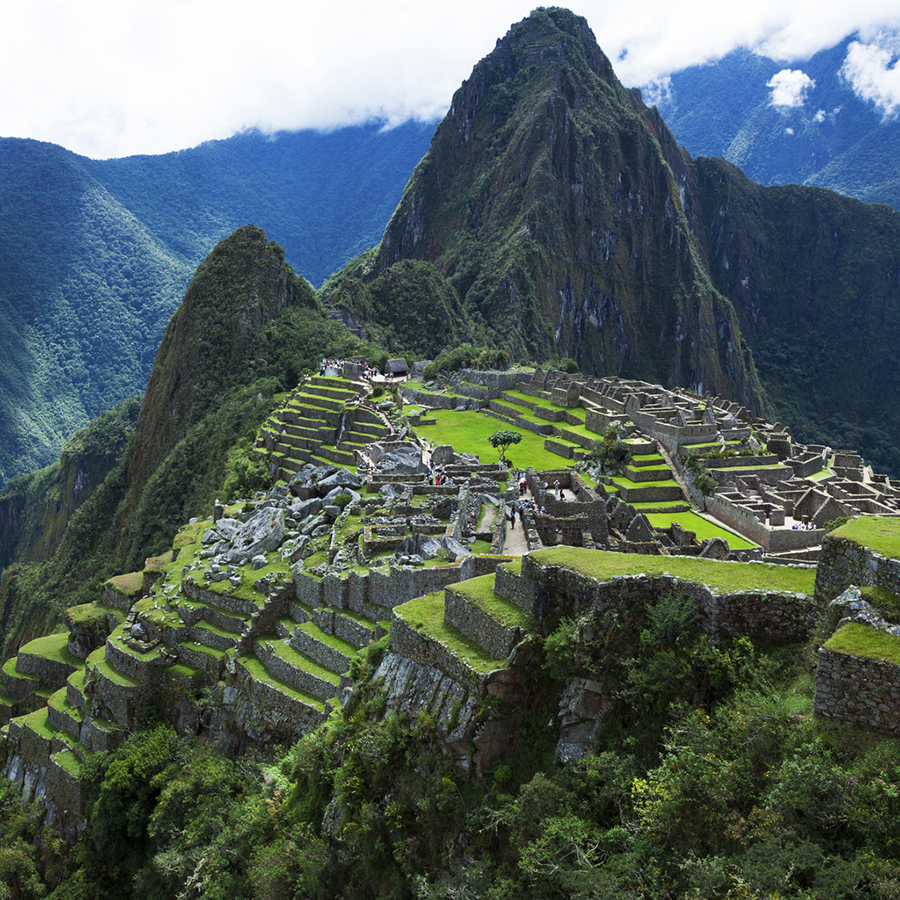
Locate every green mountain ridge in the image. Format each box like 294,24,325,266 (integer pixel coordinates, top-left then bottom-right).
5,10,900,897
324,8,900,475
0,123,434,491
656,39,900,209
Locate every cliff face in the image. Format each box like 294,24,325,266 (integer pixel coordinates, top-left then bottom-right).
371,8,762,408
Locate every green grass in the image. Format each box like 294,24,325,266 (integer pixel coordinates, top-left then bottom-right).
260,638,341,685
24,707,56,741
860,586,900,623
235,654,326,712
393,592,506,675
608,475,681,491
105,570,144,597
470,539,493,554
93,656,143,688
644,511,757,550
296,622,357,659
831,516,900,560
2,657,39,682
529,547,816,595
413,409,577,470
449,575,536,630
824,622,900,665
18,632,80,667
51,749,83,777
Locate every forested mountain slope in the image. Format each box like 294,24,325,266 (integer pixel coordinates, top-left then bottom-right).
326,8,900,475
0,123,433,490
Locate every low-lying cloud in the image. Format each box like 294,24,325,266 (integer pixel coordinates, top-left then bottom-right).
767,69,816,106
842,29,900,117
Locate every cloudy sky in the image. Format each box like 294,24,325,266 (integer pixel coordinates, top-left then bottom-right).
2,0,899,159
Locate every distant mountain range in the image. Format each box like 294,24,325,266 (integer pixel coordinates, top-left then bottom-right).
654,38,900,210
5,23,900,494
0,123,434,488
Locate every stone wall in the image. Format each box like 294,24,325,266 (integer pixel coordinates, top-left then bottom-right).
443,589,521,660
522,556,819,642
815,648,900,734
815,532,900,602
705,494,823,553
458,369,531,391
388,613,492,690
494,566,534,611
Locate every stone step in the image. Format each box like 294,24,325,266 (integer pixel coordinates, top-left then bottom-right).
310,607,378,649
291,393,345,413
47,686,84,741
390,593,510,688
14,633,81,692
191,619,242,652
176,641,229,677
347,421,385,440
254,637,340,701
232,653,329,733
19,707,56,767
104,631,168,683
303,384,360,403
443,575,534,660
629,453,666,468
0,657,41,701
316,446,358,467
66,669,88,713
286,601,315,626
176,598,250,635
289,622,355,676
80,714,127,753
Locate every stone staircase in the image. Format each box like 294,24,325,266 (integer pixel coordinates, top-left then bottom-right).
255,376,392,480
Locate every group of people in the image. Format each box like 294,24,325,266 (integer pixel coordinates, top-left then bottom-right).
506,497,547,528
791,521,818,531
318,357,379,381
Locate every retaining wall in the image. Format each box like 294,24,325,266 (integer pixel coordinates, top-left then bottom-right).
815,647,900,734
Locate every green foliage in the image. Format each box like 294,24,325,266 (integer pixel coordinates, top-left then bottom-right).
543,617,578,682
585,424,631,476
421,344,510,380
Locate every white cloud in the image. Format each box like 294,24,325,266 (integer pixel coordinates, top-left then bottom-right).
1,0,900,158
767,69,815,106
841,29,900,117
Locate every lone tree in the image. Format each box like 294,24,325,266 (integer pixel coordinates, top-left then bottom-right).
489,429,522,464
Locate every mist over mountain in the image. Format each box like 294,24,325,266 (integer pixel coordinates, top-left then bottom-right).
654,38,900,210
0,122,433,489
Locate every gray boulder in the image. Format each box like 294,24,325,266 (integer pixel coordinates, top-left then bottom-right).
396,533,442,560
317,469,362,493
441,536,471,562
224,507,285,565
431,445,455,466
381,444,427,475
290,497,324,520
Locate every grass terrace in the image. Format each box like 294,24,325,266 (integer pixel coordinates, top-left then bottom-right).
393,592,507,675
644,511,757,550
19,633,80,668
449,575,535,631
830,516,900,559
824,622,900,666
235,654,327,713
105,570,144,599
413,409,578,470
529,547,816,595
